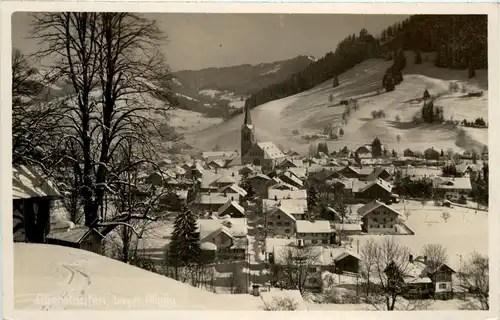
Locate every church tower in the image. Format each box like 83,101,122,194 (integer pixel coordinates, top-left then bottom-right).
241,104,255,158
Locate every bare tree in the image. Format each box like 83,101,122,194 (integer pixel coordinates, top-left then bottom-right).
272,244,322,294
421,244,448,271
458,252,489,310
361,238,429,311
30,12,178,229
263,296,299,311
404,209,411,220
12,48,60,165
440,211,451,223
360,238,378,297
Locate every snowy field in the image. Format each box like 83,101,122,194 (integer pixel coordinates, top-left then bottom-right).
185,52,488,154
348,200,488,272
165,109,222,134
14,244,266,311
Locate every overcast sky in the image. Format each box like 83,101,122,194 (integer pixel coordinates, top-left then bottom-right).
12,13,407,71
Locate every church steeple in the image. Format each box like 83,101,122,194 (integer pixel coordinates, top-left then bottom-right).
244,104,253,126
241,105,255,158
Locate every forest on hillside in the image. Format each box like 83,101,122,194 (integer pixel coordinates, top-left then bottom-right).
243,14,487,112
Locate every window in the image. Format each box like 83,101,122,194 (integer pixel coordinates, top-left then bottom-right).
268,222,274,226
277,215,281,220
312,240,318,244
308,267,317,273
439,283,447,289
285,229,290,234
322,240,328,244
284,222,291,226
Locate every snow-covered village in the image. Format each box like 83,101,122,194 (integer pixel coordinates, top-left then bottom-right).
8,11,491,313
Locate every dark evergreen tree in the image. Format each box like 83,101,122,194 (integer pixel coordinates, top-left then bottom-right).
392,149,397,157
371,137,383,157
307,185,319,212
423,89,430,100
333,76,340,88
168,206,200,272
339,128,344,136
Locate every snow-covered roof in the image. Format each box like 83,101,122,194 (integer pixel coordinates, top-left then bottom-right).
268,206,296,222
333,223,362,232
218,184,248,197
262,199,308,214
296,220,332,233
256,142,286,160
46,226,100,244
267,189,307,200
434,177,472,190
217,200,245,216
197,217,247,240
199,193,240,205
12,165,61,199
357,200,402,217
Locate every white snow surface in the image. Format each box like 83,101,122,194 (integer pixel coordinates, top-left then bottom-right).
14,243,265,310
185,52,488,154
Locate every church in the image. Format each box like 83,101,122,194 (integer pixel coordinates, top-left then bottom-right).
240,105,286,174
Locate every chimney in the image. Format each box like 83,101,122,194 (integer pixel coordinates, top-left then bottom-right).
424,255,428,264
232,172,235,177
409,254,414,263
231,196,234,201
223,191,227,197
252,284,260,297
297,239,304,248
274,195,278,201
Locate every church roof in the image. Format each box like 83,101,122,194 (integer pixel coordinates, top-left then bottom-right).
243,105,253,126
256,142,286,159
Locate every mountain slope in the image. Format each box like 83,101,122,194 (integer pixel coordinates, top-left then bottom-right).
185,52,488,155
171,56,314,117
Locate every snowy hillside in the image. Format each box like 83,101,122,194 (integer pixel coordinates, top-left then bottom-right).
185,52,488,154
14,243,265,310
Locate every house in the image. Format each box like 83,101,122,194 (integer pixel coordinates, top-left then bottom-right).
279,158,304,169
278,171,304,189
218,184,248,198
364,167,392,181
248,173,271,196
433,177,472,201
201,150,239,164
197,217,248,261
13,165,62,243
46,223,104,255
424,148,440,160
428,263,456,300
353,178,393,203
206,159,226,170
266,206,296,237
401,256,434,299
335,166,361,179
358,200,402,234
296,220,334,245
403,148,415,158
262,199,308,220
217,200,246,218
196,193,240,213
266,240,360,291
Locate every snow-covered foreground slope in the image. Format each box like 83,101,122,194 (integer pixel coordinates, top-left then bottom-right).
185,54,488,154
14,244,264,310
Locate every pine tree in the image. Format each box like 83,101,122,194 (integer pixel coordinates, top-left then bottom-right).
371,137,383,157
339,128,344,136
333,76,339,88
307,185,319,212
423,89,430,100
168,206,200,272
